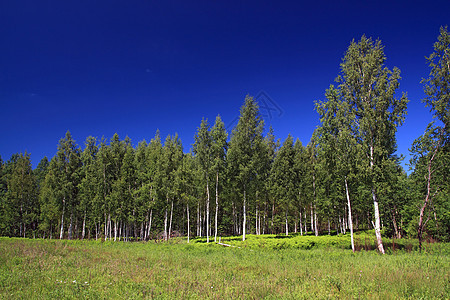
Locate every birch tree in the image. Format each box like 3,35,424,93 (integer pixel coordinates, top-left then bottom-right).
211,115,228,242
193,119,213,243
337,36,408,253
410,26,450,250
316,86,359,251
227,95,265,241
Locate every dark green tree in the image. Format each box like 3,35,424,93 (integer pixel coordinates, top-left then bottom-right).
6,152,38,237
227,95,265,241
270,135,296,236
211,115,228,242
193,118,213,242
54,131,82,239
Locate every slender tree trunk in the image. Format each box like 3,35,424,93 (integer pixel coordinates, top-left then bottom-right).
82,210,86,240
147,209,153,240
108,213,112,241
263,201,267,235
60,197,65,240
187,203,190,243
418,141,439,252
392,208,400,239
328,219,331,235
345,177,355,252
299,211,303,236
104,213,107,241
114,219,118,241
232,201,236,235
243,188,246,241
314,204,318,236
271,202,275,234
206,178,210,243
68,211,73,240
304,211,307,234
373,193,385,254
197,201,200,237
169,200,174,237
119,221,123,240
256,207,259,235
310,204,314,233
285,209,289,236
370,145,385,254
214,172,219,242
259,209,262,235
164,206,168,241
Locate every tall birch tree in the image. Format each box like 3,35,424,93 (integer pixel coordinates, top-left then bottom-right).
337,36,408,253
211,115,228,242
227,95,264,241
193,119,213,243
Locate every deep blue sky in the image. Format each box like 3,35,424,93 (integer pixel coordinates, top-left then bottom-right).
1,1,449,172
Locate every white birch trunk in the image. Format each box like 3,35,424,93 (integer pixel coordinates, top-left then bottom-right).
169,200,173,237
187,203,190,243
285,210,289,236
345,177,355,252
164,207,168,241
59,197,65,240
68,212,73,240
114,220,118,241
206,178,210,243
314,205,318,236
197,201,200,237
82,210,86,240
370,145,385,254
328,219,330,235
104,213,108,241
256,208,259,235
214,171,219,243
242,189,246,241
108,213,112,241
299,211,303,236
147,209,153,240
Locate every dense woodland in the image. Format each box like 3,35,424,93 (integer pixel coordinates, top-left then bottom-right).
1,28,449,253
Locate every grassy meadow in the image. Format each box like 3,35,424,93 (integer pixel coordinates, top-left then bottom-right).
0,234,448,299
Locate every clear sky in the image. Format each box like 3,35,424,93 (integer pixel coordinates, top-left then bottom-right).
1,1,449,172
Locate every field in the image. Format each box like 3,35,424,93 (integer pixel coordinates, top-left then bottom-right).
0,234,448,299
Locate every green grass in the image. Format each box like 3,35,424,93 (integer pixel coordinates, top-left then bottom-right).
0,236,448,299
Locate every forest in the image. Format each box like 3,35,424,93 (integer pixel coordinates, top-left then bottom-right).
0,27,448,254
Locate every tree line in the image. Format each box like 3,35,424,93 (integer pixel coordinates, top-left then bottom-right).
1,27,448,252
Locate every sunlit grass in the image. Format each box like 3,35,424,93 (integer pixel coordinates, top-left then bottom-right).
0,236,448,299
